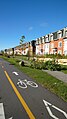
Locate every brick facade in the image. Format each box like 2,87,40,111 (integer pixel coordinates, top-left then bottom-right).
6,27,67,56
36,27,67,56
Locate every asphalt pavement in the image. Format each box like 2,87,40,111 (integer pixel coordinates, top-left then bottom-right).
0,58,67,119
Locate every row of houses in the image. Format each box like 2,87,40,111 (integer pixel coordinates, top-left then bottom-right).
6,41,36,56
36,27,67,56
6,27,67,56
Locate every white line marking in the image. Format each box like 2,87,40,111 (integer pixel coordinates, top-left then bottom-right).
13,72,19,75
8,117,13,119
17,79,38,89
43,100,67,119
52,105,67,118
2,66,4,68
0,103,5,119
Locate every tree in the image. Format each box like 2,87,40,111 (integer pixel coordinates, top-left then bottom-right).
5,49,7,53
27,42,30,60
4,49,7,54
12,48,14,56
20,35,25,55
20,35,25,45
0,50,4,55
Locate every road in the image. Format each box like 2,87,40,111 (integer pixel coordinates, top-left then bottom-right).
0,58,67,119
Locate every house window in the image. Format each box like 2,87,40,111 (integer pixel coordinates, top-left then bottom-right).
53,32,57,39
58,41,62,47
45,44,46,48
45,52,48,54
39,38,42,44
58,50,62,55
45,44,48,48
36,39,38,45
42,37,45,43
65,31,67,37
61,29,64,37
45,35,48,42
64,50,67,55
39,39,41,44
40,37,42,44
50,34,53,41
41,49,43,53
57,32,61,39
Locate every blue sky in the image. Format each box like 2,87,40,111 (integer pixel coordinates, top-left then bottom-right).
0,0,67,50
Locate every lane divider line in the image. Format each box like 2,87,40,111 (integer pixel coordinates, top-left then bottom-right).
4,70,35,119
2,66,4,69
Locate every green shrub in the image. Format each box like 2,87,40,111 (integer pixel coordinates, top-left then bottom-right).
30,59,61,71
44,60,61,71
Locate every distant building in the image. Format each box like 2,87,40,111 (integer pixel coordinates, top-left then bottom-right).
14,40,36,56
14,45,22,55
6,48,13,55
36,27,67,56
4,27,67,56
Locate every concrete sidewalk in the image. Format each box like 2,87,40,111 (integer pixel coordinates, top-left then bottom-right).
43,70,67,83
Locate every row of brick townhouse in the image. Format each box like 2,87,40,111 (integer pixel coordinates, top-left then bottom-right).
5,27,67,56
36,27,67,56
14,43,29,55
6,40,36,56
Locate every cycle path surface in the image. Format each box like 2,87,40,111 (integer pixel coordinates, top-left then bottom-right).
43,70,67,83
0,58,67,119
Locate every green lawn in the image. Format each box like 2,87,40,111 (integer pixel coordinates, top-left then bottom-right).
61,65,67,74
1,56,67,102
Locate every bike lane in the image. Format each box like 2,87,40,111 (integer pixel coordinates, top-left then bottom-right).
0,60,30,119
0,58,67,119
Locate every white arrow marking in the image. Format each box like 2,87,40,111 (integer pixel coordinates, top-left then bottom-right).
0,103,5,119
43,100,67,119
13,72,19,75
0,103,13,119
8,117,13,119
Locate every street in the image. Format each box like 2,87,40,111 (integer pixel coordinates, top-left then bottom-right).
0,58,67,119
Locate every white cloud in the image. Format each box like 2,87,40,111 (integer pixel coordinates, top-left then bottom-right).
40,22,48,27
28,26,33,31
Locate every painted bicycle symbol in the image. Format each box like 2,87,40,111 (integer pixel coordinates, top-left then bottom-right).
17,79,38,89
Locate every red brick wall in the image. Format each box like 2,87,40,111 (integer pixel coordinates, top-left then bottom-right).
49,38,64,55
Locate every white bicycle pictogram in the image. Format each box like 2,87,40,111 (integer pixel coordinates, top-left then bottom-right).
17,79,38,89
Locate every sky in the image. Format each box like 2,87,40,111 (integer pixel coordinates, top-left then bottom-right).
0,0,67,50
